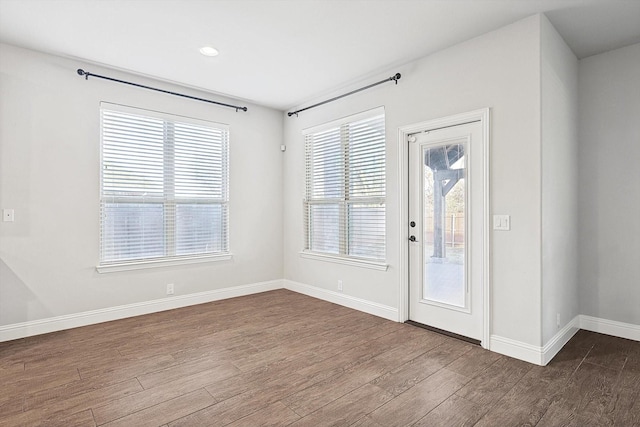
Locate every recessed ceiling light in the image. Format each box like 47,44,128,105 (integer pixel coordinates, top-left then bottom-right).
199,46,219,57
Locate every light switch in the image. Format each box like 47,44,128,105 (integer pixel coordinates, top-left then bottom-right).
3,209,15,222
493,214,510,231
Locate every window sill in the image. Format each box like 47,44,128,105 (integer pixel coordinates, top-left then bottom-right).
299,251,388,271
96,253,233,273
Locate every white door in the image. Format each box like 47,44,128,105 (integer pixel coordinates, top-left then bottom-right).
408,121,485,342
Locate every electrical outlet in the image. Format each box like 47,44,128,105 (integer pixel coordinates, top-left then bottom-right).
166,283,174,295
556,313,560,328
337,280,343,292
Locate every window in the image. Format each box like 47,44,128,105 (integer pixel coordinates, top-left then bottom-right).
99,103,229,269
303,108,386,264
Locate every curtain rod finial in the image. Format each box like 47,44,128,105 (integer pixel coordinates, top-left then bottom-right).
77,69,89,80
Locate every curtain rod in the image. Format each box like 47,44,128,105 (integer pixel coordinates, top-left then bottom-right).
76,69,248,112
287,73,401,117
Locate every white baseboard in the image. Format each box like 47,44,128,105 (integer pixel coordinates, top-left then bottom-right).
0,279,284,343
5,278,635,362
542,316,580,365
580,315,640,342
0,279,398,343
283,279,398,322
490,316,580,366
489,335,545,365
489,314,639,366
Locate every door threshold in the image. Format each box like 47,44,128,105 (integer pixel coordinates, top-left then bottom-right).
405,320,481,346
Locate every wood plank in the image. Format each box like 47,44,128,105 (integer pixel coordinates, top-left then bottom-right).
288,383,393,427
413,394,486,427
475,337,592,427
370,328,447,370
92,363,238,425
0,396,23,419
137,358,239,389
23,378,143,413
2,379,142,427
230,334,327,373
33,349,125,374
304,320,405,363
170,335,259,366
294,324,420,385
445,344,503,379
565,329,599,350
102,388,215,427
205,349,325,402
602,368,640,426
585,333,633,371
4,408,99,427
473,371,561,427
371,338,472,396
368,368,469,427
78,354,177,387
282,358,388,417
624,345,640,374
0,361,24,378
226,401,300,427
476,340,604,427
2,364,81,396
536,361,620,427
542,336,590,380
455,356,532,406
227,316,396,375
58,409,96,427
171,373,312,426
349,415,386,427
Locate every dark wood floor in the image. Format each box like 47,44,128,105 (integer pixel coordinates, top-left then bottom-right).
0,290,638,427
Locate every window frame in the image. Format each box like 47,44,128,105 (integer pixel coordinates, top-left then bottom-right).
97,102,231,273
301,107,388,270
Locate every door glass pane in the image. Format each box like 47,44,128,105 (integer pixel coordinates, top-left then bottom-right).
423,143,466,307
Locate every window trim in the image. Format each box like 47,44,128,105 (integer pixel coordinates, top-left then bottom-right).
97,102,230,271
96,253,233,273
299,251,388,271
301,107,387,267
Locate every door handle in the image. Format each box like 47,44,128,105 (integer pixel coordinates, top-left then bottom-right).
409,235,418,242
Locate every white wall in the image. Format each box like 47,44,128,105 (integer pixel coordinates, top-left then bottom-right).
578,43,640,325
283,15,545,347
0,43,284,326
5,14,631,359
540,16,579,344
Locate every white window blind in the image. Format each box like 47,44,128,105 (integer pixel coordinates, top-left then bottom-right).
99,103,229,267
304,109,386,262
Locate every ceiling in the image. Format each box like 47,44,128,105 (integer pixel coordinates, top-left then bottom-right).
1,0,639,111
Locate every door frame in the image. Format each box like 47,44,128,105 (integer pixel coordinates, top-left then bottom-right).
397,108,491,348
